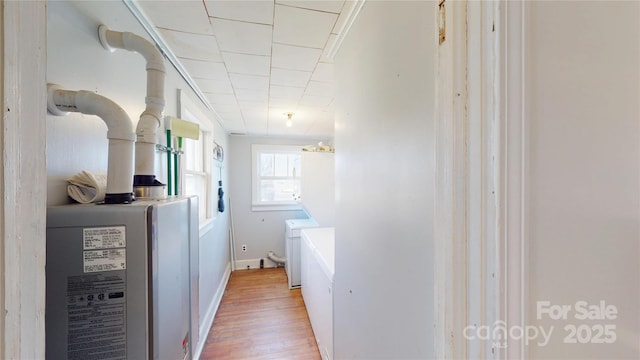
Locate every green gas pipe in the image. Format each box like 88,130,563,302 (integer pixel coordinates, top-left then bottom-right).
174,137,182,196
166,129,172,196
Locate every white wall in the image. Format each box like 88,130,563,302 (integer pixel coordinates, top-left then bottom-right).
301,151,335,227
46,1,230,355
524,2,640,358
228,135,326,268
333,2,436,358
196,120,230,351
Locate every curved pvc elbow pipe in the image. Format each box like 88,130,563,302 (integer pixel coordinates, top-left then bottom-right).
99,26,165,73
268,251,286,265
74,91,137,142
98,25,165,129
47,84,135,204
99,25,165,181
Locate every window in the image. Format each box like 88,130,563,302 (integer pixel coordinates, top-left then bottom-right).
183,129,211,223
179,90,215,227
252,144,302,211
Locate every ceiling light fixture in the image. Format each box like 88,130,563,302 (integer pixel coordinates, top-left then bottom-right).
285,112,294,127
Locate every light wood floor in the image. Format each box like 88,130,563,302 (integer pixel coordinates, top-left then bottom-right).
200,268,321,360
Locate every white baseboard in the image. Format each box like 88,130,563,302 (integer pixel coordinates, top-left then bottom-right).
234,257,282,270
193,261,231,360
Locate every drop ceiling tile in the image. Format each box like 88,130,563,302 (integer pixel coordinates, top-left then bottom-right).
270,68,312,87
229,73,270,90
273,5,337,48
206,93,238,106
268,107,288,118
138,1,213,35
269,111,317,136
217,116,242,129
268,109,302,124
235,88,269,103
218,112,244,121
212,18,272,55
243,117,268,129
300,94,333,108
216,112,244,124
209,102,241,114
272,44,322,72
304,117,335,137
158,29,222,62
142,0,338,138
276,0,345,14
305,81,334,97
268,123,298,137
243,113,269,134
246,125,268,136
221,116,247,133
222,52,271,76
216,114,242,127
296,109,322,119
270,85,305,99
311,62,334,82
204,0,274,25
181,59,228,80
243,119,268,135
196,79,234,94
240,101,269,115
269,98,300,109
240,103,269,115
244,114,268,125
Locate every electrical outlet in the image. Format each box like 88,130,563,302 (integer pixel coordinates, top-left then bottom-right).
241,244,247,252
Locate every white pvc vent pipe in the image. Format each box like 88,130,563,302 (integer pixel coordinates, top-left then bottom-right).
98,25,165,186
47,84,135,204
268,251,286,265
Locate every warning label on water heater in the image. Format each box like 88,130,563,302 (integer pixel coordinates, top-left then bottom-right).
83,226,126,250
67,274,126,359
84,249,126,273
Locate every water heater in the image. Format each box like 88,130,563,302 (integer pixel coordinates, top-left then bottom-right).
46,197,198,360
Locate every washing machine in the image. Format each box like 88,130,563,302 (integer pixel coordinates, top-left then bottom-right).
284,218,318,289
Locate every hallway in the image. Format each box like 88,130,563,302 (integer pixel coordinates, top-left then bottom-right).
201,268,321,359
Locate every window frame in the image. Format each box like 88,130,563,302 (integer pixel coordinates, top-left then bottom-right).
251,144,302,212
178,89,216,229
182,129,212,222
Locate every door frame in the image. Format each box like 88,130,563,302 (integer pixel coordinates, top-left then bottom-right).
434,0,470,358
434,0,527,358
1,1,48,358
498,0,529,358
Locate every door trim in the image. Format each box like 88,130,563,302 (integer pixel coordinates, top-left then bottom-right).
434,0,469,357
498,0,529,358
434,1,508,358
1,1,48,358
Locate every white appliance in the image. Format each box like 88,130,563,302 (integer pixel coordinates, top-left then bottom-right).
285,218,318,289
301,227,335,360
46,197,199,360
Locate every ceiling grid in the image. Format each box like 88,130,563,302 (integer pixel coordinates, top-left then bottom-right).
138,0,345,137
